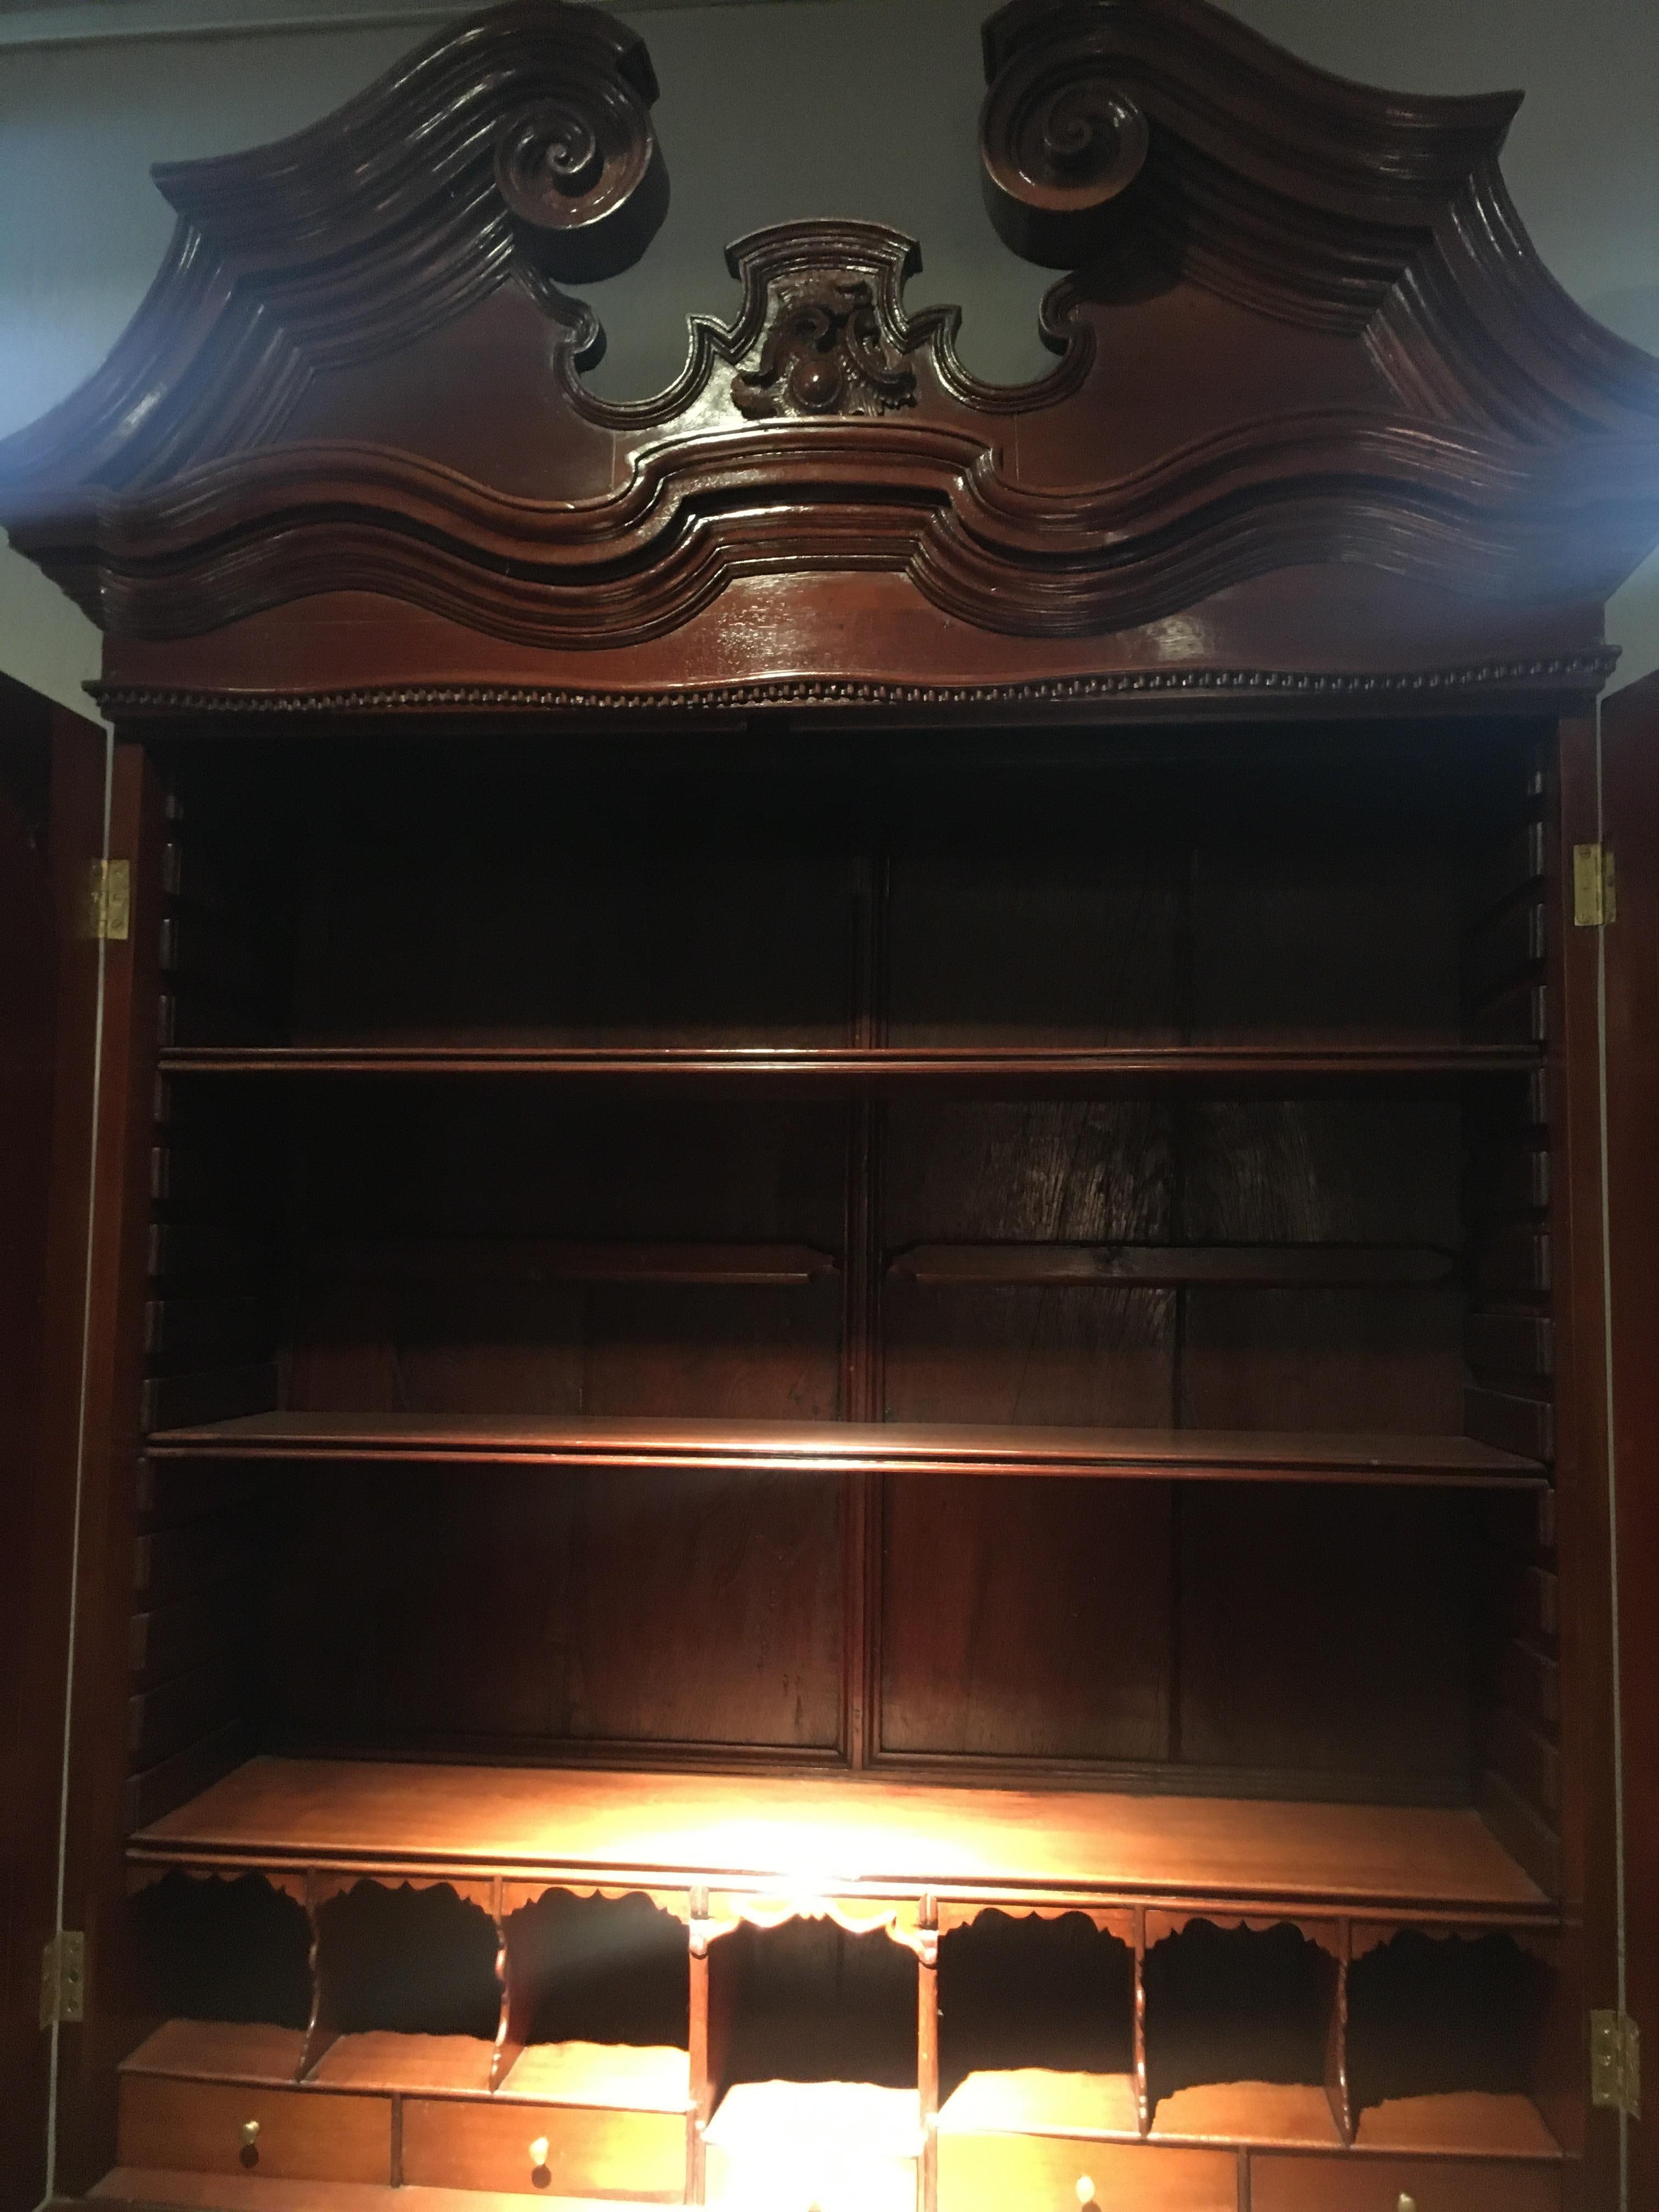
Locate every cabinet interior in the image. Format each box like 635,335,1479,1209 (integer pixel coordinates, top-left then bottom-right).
117,716,1566,2190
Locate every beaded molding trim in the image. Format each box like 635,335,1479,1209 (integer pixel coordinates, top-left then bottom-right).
91,652,1617,718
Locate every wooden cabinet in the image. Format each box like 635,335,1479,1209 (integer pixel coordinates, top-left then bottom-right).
1,2,1657,2210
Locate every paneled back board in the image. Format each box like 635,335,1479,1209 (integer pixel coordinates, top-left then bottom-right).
1,3,1657,2209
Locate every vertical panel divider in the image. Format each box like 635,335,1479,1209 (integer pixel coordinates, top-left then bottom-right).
489,1874,528,2094
917,1892,939,2212
297,1866,340,2080
388,2092,404,2188
1323,1913,1353,2145
689,1889,723,2207
843,840,890,1768
1133,1903,1150,2136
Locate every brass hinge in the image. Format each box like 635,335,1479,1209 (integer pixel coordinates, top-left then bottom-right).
81,858,131,941
38,1931,86,2029
1572,843,1616,928
1592,2008,1641,2117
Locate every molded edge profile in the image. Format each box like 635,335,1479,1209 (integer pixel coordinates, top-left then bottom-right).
11,406,1658,647
88,653,1621,724
554,221,1094,431
976,0,1659,447
1,0,1657,661
0,0,669,497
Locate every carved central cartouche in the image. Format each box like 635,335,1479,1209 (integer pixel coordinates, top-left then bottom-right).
733,279,919,420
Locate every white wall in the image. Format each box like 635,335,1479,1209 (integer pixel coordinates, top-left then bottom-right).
1,0,1654,715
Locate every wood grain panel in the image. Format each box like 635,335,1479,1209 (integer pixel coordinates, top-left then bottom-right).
266,1464,844,1754
399,2100,685,2198
1189,838,1462,1043
886,810,1184,1045
286,757,855,1051
938,2133,1237,2210
1249,2153,1558,2210
1177,1489,1474,1782
116,2077,391,2183
128,1760,1550,1915
881,1476,1172,1761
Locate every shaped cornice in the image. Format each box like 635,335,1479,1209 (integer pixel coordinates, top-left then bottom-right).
0,1,667,493
977,0,1659,439
554,223,1091,430
1,0,1657,678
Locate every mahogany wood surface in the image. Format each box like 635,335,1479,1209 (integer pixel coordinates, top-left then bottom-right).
1150,2084,1341,2150
398,2102,684,2200
1352,2093,1560,2158
54,746,173,2198
937,2068,1141,2138
936,2132,1237,2210
88,2180,671,2212
143,1412,1542,1485
126,1759,1548,1917
2,1,1653,2204
1601,668,1659,2212
0,687,107,2212
1246,2157,1560,2211
889,1243,1455,1288
1,4,1655,690
157,1043,1539,1083
1528,719,1615,2209
115,2077,391,2184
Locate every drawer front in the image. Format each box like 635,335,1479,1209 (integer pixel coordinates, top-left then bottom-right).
1250,2153,1561,2212
938,2132,1237,2211
117,2075,391,2183
401,2096,686,2200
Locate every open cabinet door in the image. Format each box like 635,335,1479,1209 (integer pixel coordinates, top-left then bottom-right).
1603,667,1659,2210
0,675,108,2212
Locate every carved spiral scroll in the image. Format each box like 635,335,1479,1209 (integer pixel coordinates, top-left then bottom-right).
496,65,667,284
981,44,1148,267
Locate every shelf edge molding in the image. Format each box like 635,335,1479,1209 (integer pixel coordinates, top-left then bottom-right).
140,1410,1546,1487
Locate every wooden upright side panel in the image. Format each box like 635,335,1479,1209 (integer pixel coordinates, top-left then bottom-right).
1539,716,1620,2212
50,742,168,2198
1602,672,1659,2212
0,690,106,2212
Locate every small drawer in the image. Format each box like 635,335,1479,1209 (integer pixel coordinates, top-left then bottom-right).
1250,2152,1561,2212
938,2132,1237,2210
400,2097,687,2199
117,2075,391,2183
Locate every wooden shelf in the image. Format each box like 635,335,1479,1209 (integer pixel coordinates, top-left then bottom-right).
127,1758,1551,1921
142,1411,1544,1487
1151,2083,1341,2149
157,1043,1541,1087
123,2020,308,2088
121,2023,690,2112
315,1240,839,1288
704,2081,922,2157
308,2035,497,2097
938,2069,1141,2139
1353,2091,1562,2158
93,2174,670,2212
889,1243,1456,1289
498,2044,690,2114
937,2075,1558,2159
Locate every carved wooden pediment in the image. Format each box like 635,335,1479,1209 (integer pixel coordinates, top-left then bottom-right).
2,0,1656,705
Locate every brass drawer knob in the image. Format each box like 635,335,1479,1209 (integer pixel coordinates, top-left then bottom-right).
529,2135,550,2170
239,2121,261,2149
1397,2197,1418,2212
1075,2180,1096,2207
